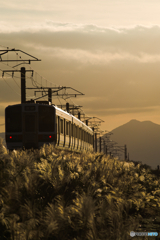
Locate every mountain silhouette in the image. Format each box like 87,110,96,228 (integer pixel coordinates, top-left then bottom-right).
109,119,160,169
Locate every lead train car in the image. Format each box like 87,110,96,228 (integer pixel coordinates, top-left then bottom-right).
5,103,94,151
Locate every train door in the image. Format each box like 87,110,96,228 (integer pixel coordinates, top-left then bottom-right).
63,119,66,147
23,112,38,149
56,116,60,146
74,125,76,148
77,126,79,150
73,124,75,149
79,128,81,150
65,121,69,147
71,120,74,149
69,122,71,148
59,118,64,147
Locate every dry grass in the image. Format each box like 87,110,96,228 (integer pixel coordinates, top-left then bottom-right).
0,139,160,240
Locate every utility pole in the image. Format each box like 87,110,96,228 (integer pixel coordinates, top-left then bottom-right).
92,127,94,149
66,102,69,112
48,88,52,103
21,67,26,103
3,68,33,104
124,144,127,160
99,137,101,152
95,133,97,152
1,48,41,103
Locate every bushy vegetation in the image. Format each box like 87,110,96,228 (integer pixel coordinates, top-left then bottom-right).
0,137,160,240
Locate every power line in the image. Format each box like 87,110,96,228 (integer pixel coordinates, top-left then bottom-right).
2,76,21,96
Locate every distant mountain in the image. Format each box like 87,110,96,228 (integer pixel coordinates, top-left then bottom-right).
107,120,160,169
1,120,160,169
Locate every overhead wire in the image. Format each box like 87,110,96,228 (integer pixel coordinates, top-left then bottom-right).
0,47,24,96
0,46,74,103
1,75,21,96
0,45,94,124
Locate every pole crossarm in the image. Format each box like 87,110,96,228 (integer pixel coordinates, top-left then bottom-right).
2,69,34,77
26,86,84,99
26,87,85,102
0,49,41,62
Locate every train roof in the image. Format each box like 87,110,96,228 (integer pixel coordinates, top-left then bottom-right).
54,105,93,133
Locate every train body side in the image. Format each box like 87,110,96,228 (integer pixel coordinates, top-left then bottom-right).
54,106,93,151
5,103,94,152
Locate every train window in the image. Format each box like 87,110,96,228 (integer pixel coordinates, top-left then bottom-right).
73,124,74,137
69,122,71,136
72,124,73,137
74,125,75,137
56,117,58,133
5,105,22,132
79,128,81,139
70,123,71,136
75,125,77,138
60,119,63,134
74,125,76,138
39,105,55,132
77,126,79,139
71,123,73,136
76,126,78,138
66,121,69,135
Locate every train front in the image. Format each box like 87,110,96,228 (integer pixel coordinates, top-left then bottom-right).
5,103,56,150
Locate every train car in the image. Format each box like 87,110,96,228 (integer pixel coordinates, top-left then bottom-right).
5,102,94,151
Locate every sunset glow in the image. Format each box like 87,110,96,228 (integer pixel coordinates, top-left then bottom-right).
1,0,160,132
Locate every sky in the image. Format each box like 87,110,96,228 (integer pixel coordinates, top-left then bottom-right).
1,0,160,133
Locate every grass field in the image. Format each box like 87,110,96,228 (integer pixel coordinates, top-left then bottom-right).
0,137,160,240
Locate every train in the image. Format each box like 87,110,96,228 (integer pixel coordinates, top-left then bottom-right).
5,101,94,151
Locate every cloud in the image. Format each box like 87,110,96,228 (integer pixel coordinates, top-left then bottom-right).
30,46,160,65
1,23,160,129
1,23,160,65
